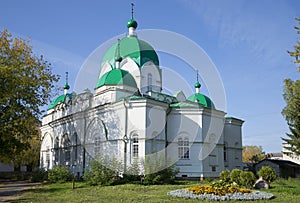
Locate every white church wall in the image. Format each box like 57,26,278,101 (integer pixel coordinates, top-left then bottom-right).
223,117,243,170
140,62,162,94
40,132,53,170
120,57,141,89
167,108,205,178
99,62,113,79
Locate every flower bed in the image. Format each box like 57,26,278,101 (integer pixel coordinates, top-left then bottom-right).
168,185,274,201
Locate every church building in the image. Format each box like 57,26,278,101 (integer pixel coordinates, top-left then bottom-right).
40,12,244,179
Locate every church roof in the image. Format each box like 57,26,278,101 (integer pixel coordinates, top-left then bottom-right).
101,36,159,69
187,93,215,109
48,93,72,110
170,101,201,108
96,68,137,88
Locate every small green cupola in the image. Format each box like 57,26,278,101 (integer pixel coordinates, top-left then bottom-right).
187,74,214,109
127,19,138,29
96,69,137,89
48,72,72,110
127,3,138,36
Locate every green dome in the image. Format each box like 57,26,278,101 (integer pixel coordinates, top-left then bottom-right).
48,93,72,110
96,69,137,89
63,83,70,90
127,19,138,28
101,36,159,69
194,81,201,88
187,93,215,109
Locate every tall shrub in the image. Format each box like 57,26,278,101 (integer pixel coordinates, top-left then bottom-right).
83,156,122,186
230,169,242,185
48,166,72,183
257,166,277,183
240,171,256,188
143,154,179,185
219,169,230,182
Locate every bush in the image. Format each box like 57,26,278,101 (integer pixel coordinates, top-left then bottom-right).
30,169,48,182
220,169,230,182
240,171,256,188
123,158,141,182
143,154,179,185
83,157,122,186
48,166,72,183
257,166,277,183
230,169,242,185
143,165,179,185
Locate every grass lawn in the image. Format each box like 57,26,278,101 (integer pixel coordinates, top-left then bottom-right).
18,178,300,203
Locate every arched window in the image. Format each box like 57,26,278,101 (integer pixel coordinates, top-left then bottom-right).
178,138,189,159
132,134,139,158
94,136,101,156
46,146,50,169
62,136,71,165
147,73,152,92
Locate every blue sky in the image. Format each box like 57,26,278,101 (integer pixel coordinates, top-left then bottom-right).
1,0,299,153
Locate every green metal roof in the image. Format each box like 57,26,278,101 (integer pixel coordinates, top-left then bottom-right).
170,101,200,108
101,36,159,69
48,93,72,110
187,93,215,109
96,69,137,89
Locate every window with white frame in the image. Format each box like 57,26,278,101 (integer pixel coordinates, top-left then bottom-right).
46,146,50,168
63,137,71,165
132,135,139,158
178,138,189,159
94,137,101,156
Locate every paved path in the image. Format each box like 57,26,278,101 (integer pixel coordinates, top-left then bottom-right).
0,180,40,202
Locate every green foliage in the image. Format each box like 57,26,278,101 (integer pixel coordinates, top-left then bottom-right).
0,29,59,162
123,158,141,182
282,18,300,156
282,79,300,155
83,156,122,186
16,179,300,203
240,171,256,188
48,166,72,183
219,169,256,189
30,169,48,182
219,169,230,182
143,154,179,185
211,179,239,189
13,134,41,171
143,165,179,185
287,17,300,71
230,169,242,185
257,166,277,183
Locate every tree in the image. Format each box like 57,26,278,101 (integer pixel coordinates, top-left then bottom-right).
282,18,300,156
12,132,41,171
242,145,266,163
0,29,59,163
287,17,300,71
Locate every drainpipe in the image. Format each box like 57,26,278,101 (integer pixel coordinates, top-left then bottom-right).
165,106,172,161
123,99,129,174
82,115,86,175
